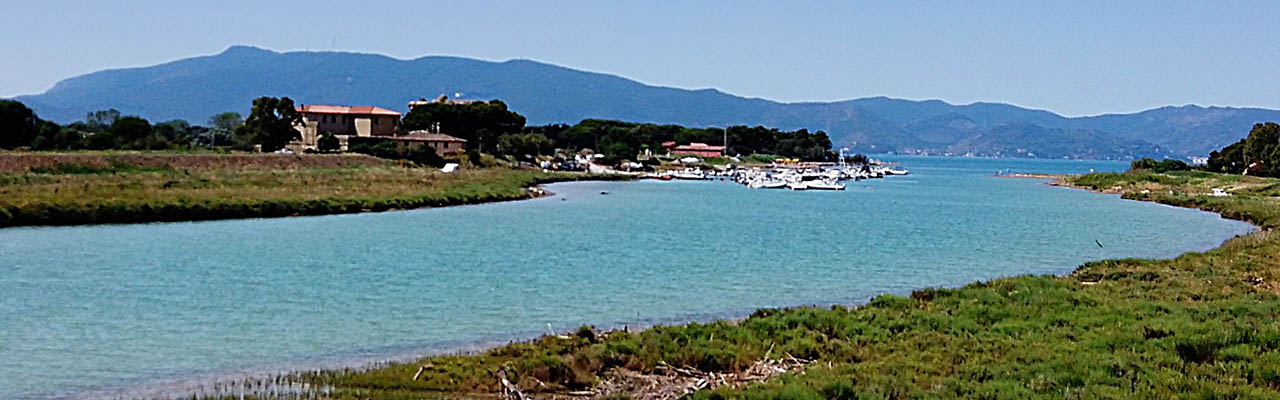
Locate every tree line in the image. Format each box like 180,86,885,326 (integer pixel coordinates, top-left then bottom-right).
2,96,836,163
400,100,836,162
0,98,305,152
1205,122,1280,176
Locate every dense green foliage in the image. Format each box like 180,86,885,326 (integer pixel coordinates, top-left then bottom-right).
400,100,526,154
0,100,49,149
532,120,835,162
402,100,834,162
1208,122,1280,176
1129,157,1190,173
0,100,257,151
497,132,555,160
236,97,303,152
205,112,242,147
269,170,1280,400
348,141,445,167
317,132,341,153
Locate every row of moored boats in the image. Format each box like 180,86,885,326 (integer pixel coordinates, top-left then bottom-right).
646,165,909,191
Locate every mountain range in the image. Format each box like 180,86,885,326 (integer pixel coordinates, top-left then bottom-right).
14,45,1280,159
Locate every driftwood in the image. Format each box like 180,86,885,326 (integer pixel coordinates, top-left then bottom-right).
534,355,810,400
411,363,435,381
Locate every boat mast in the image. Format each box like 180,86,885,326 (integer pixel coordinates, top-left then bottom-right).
723,126,728,155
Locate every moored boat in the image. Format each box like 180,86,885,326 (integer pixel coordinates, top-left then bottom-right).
806,179,845,190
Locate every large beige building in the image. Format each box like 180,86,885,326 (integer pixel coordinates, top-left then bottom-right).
292,104,400,150
287,101,467,157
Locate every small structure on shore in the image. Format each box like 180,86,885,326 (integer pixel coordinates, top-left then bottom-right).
663,142,725,158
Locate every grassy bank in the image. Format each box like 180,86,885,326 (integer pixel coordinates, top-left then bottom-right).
262,170,1280,399
0,151,393,173
0,156,631,227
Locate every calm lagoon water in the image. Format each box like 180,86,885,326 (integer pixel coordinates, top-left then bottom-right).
0,157,1255,399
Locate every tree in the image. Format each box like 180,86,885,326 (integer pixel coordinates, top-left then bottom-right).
317,132,340,153
106,116,156,150
208,112,243,131
1156,159,1189,173
1243,122,1280,173
349,141,444,167
849,154,869,165
0,100,40,149
153,119,195,147
401,100,526,153
1208,139,1246,174
1130,157,1159,170
30,122,82,150
236,97,302,152
1206,123,1279,175
498,133,554,159
84,109,121,133
205,112,243,147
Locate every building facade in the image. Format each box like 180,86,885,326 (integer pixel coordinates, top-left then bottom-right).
389,131,467,156
292,105,401,150
662,141,726,158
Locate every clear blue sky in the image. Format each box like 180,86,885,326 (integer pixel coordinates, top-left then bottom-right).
2,0,1277,116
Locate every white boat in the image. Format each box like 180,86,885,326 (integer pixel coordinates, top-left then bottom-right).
806,179,845,190
787,181,808,190
884,167,909,175
672,171,705,180
746,179,786,189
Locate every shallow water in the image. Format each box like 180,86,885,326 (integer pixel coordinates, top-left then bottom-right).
0,157,1255,399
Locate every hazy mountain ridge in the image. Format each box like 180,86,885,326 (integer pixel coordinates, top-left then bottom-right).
14,46,1280,159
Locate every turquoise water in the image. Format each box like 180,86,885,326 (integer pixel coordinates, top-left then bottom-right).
0,157,1255,399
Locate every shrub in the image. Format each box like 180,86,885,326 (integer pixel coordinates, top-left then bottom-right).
349,141,445,167
317,132,340,153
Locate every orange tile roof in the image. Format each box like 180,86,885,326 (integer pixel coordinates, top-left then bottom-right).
297,104,401,116
675,142,725,151
399,131,467,142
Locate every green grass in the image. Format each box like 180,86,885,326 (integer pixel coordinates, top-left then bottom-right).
742,154,784,165
0,165,631,227
27,160,176,175
251,169,1280,399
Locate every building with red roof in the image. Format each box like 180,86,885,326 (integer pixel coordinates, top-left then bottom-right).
292,104,401,151
662,141,725,158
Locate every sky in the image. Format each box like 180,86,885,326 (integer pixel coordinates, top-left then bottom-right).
1,0,1277,117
